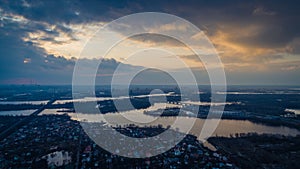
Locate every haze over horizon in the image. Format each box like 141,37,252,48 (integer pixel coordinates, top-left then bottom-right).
1,0,300,85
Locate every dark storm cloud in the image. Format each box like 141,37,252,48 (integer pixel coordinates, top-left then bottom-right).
2,0,300,48
0,32,74,84
0,0,139,84
165,1,299,51
2,0,300,49
0,0,133,24
0,16,135,84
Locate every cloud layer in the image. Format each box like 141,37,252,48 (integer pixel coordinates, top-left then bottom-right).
0,0,299,85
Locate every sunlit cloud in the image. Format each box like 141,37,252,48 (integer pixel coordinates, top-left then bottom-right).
0,12,29,24
206,24,300,72
16,10,300,74
22,22,105,58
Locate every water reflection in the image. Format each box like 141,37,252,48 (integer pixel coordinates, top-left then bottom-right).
181,101,241,106
0,109,36,116
0,100,49,105
40,108,300,138
53,92,174,105
39,109,70,116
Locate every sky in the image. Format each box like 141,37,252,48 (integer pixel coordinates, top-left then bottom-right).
0,0,300,85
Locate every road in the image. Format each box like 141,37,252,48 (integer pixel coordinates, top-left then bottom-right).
0,98,57,141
